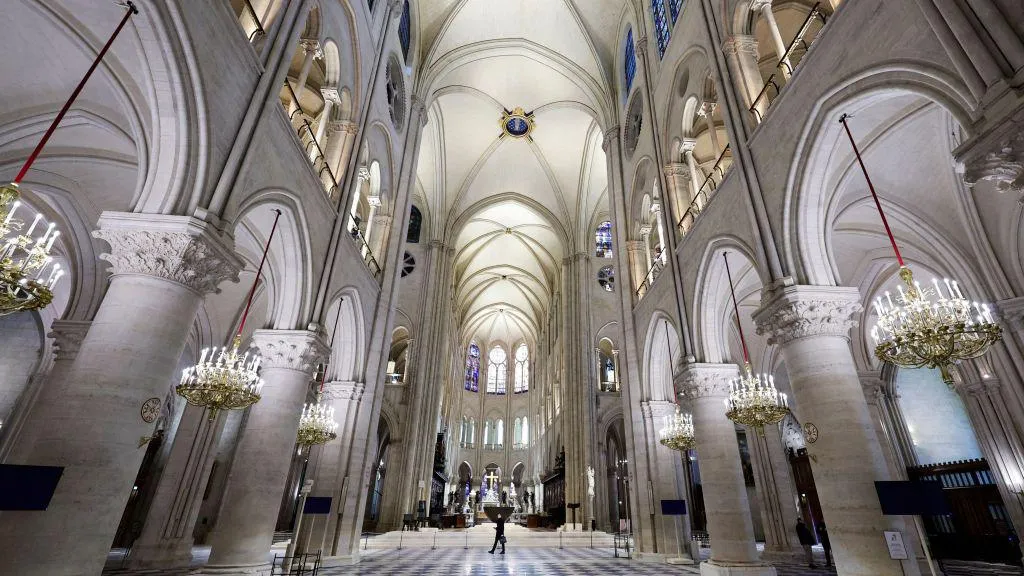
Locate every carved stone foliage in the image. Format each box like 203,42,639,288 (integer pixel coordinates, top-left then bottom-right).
677,363,739,400
962,130,1024,198
640,400,677,419
94,216,241,295
251,330,329,373
323,381,365,403
754,286,861,346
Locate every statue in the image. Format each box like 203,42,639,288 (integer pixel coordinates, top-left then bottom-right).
587,466,595,498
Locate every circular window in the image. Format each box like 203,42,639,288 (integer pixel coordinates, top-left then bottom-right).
386,55,406,129
598,265,615,292
501,107,535,139
401,252,416,277
623,95,643,158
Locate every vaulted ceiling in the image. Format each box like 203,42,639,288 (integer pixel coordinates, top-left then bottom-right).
414,0,621,346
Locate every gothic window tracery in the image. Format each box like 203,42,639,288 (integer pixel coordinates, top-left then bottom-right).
595,221,613,258
399,0,412,63
624,28,636,102
514,343,529,393
651,0,671,58
487,346,507,394
464,343,480,392
669,0,684,24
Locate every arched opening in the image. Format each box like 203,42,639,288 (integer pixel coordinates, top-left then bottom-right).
363,417,391,532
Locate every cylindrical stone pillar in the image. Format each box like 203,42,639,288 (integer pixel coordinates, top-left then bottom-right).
642,400,696,563
0,213,241,576
755,285,919,576
680,363,776,576
202,329,327,575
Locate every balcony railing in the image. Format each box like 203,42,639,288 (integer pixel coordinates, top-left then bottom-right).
599,380,620,393
634,257,665,299
460,441,475,449
749,3,828,123
347,227,382,280
512,443,528,451
677,144,733,237
483,443,504,451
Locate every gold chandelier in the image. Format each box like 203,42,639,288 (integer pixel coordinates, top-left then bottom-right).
0,184,62,315
177,209,282,418
659,406,696,451
0,2,137,316
722,252,790,429
840,114,1002,385
297,394,338,446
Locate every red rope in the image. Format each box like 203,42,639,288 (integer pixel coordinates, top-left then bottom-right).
14,2,138,184
723,252,751,365
237,209,282,337
839,114,905,267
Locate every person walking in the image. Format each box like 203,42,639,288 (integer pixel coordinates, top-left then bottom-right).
817,521,832,567
488,513,506,554
796,518,817,569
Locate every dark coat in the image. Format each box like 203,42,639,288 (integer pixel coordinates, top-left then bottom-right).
796,522,815,545
494,517,505,536
817,523,831,549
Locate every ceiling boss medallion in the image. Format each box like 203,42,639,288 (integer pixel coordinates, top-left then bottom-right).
500,107,536,140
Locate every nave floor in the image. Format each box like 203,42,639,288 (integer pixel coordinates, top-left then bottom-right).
323,547,843,576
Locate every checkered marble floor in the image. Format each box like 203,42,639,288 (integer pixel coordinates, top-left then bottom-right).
319,547,846,576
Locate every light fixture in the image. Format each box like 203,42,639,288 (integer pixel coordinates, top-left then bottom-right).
176,209,282,418
0,2,137,316
659,406,696,451
296,299,342,446
839,114,1002,385
722,252,789,429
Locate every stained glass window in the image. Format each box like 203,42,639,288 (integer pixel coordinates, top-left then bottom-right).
624,29,636,101
487,346,507,394
399,0,412,63
595,221,613,258
670,0,684,24
651,0,670,58
598,265,615,292
464,343,480,392
514,343,529,393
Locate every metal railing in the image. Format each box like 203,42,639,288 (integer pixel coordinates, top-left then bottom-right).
634,258,665,299
677,144,733,237
271,550,321,575
347,226,382,280
749,3,828,122
483,443,504,451
459,441,475,449
238,0,266,42
512,442,528,451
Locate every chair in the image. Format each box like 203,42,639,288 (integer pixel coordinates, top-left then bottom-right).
402,513,416,531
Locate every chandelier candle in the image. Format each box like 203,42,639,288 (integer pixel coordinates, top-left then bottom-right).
296,299,343,446
659,406,696,451
839,114,1002,385
721,252,790,430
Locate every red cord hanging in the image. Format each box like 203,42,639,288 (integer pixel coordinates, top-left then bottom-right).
723,251,751,365
237,209,282,337
838,114,905,267
14,2,138,185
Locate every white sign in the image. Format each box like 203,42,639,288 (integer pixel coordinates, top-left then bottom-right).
884,530,908,560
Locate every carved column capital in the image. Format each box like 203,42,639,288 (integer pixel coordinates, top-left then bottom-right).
602,126,621,151
321,87,342,105
94,213,242,295
722,35,760,59
322,380,366,402
698,101,718,118
754,285,861,346
48,320,92,362
677,362,740,400
858,371,886,403
664,162,690,178
961,130,1024,197
251,329,329,373
299,39,323,59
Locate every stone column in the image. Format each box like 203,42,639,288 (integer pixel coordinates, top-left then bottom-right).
681,140,702,203
295,380,365,555
748,425,802,561
202,329,327,575
722,35,765,118
699,102,721,158
324,121,358,189
639,226,653,285
127,405,226,570
0,213,241,576
663,163,690,227
641,400,695,564
612,349,621,392
289,39,322,118
0,320,91,460
751,0,792,78
754,285,918,576
679,363,775,576
651,202,667,265
314,88,338,153
625,240,647,295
